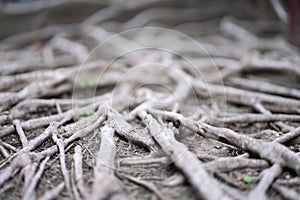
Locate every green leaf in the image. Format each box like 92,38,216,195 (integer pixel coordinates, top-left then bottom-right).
80,80,87,89
86,76,99,86
85,108,94,116
113,136,119,142
242,176,253,184
78,116,85,121
80,76,99,89
74,105,81,109
218,99,225,107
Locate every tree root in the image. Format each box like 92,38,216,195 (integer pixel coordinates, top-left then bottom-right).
88,125,128,200
247,164,282,200
150,109,300,175
0,3,299,199
73,145,88,198
38,182,65,200
117,173,168,200
138,111,230,200
23,156,49,200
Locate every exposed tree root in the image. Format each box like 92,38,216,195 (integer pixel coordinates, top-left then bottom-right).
89,125,128,200
117,173,168,200
0,1,299,199
38,182,65,200
138,111,230,200
149,109,300,174
247,164,282,200
73,145,88,199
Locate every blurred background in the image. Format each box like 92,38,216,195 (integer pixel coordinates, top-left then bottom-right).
0,0,299,45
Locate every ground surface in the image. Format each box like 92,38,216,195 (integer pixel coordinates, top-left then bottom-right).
0,0,300,200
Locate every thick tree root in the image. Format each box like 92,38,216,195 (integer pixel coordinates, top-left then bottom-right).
88,125,129,200
138,111,230,200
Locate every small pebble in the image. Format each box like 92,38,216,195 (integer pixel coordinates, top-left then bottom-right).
283,172,291,179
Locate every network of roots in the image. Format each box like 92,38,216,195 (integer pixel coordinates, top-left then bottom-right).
0,0,300,200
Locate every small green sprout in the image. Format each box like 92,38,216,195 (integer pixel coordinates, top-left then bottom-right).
87,76,98,86
218,99,225,108
85,108,94,116
242,176,253,184
78,116,85,121
80,81,87,89
74,105,81,109
80,76,99,89
78,108,94,121
113,136,119,142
